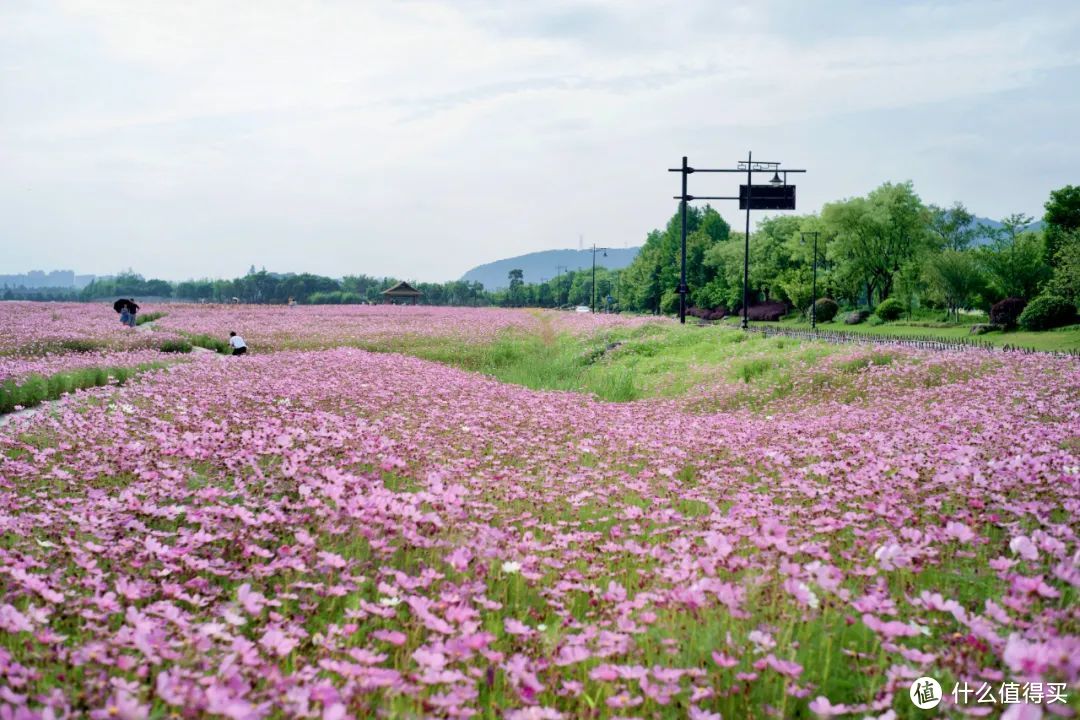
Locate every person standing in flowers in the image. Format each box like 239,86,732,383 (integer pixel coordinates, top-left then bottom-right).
118,303,131,326
126,298,139,327
228,331,248,356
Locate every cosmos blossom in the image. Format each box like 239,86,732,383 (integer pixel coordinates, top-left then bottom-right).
0,304,1076,718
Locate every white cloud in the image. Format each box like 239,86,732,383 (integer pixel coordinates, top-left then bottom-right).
2,0,1078,280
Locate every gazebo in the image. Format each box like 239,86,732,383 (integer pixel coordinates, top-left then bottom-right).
381,281,423,305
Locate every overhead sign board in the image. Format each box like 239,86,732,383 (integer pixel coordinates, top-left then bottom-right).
739,184,796,210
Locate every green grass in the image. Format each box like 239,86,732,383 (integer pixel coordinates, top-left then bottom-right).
759,315,1080,352
352,316,854,405
135,311,166,325
0,362,174,414
183,333,233,354
157,338,193,353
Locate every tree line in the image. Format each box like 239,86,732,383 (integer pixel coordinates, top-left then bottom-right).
5,184,1076,322
609,182,1079,320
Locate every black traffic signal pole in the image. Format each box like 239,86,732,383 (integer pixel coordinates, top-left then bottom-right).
669,153,806,327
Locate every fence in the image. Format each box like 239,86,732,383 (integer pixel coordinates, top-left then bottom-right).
728,324,1080,359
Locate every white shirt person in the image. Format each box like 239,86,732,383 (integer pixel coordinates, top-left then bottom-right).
228,332,248,356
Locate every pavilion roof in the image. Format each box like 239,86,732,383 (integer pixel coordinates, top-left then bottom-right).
381,281,423,296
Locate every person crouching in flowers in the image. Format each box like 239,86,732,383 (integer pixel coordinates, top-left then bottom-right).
228,331,248,356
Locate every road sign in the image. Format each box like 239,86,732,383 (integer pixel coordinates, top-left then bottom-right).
739,184,796,210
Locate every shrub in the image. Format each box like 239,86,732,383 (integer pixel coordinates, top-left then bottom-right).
867,315,883,326
187,334,232,354
159,338,193,353
844,310,871,325
812,298,839,323
875,298,905,321
746,301,787,322
989,297,1026,328
688,306,727,321
969,323,1002,335
136,311,166,325
57,338,103,353
1018,294,1078,331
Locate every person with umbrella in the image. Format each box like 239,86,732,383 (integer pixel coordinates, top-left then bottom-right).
112,298,140,327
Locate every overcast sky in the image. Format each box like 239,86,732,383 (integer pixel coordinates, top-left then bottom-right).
2,1,1079,282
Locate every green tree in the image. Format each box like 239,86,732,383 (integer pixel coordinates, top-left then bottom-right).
506,269,525,307
1043,185,1080,266
620,206,730,313
926,202,978,251
924,250,985,321
821,182,928,307
978,214,1050,300
1045,230,1080,306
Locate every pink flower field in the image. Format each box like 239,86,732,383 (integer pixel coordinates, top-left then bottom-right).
0,305,1077,719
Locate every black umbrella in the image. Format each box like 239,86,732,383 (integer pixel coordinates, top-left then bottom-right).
113,299,132,313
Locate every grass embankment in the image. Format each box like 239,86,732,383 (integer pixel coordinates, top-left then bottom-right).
135,311,167,325
355,318,853,404
179,333,233,354
757,316,1080,352
0,362,173,414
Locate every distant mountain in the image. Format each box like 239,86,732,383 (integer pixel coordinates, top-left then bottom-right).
970,216,1043,246
461,247,641,290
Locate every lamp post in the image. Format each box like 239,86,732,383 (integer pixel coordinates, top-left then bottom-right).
669,154,806,328
801,231,821,330
555,265,568,308
590,245,609,313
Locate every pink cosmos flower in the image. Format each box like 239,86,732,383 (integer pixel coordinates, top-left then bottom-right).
504,618,534,637
1009,536,1039,561
809,696,850,717
944,521,975,543
711,651,739,668
236,584,266,615
259,627,298,657
372,629,407,646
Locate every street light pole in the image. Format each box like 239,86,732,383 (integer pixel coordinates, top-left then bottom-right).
555,265,567,308
802,231,821,330
590,245,609,313
742,151,752,330
669,154,805,330
678,155,690,324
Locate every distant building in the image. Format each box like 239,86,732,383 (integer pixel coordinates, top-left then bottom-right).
0,269,78,289
380,281,423,305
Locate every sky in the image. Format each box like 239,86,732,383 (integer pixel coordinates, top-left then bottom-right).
2,0,1079,282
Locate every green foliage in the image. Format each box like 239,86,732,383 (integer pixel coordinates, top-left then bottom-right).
926,202,979,250
923,250,985,321
1043,185,1080,266
620,205,731,313
185,334,233,354
0,363,171,414
822,182,930,307
978,215,1050,300
812,298,839,323
136,311,166,325
158,338,193,353
1018,294,1078,331
80,272,172,300
308,291,363,304
874,298,904,321
506,269,525,308
1045,230,1080,306
56,338,103,353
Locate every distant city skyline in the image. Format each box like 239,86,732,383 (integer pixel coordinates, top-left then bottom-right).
3,1,1078,282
